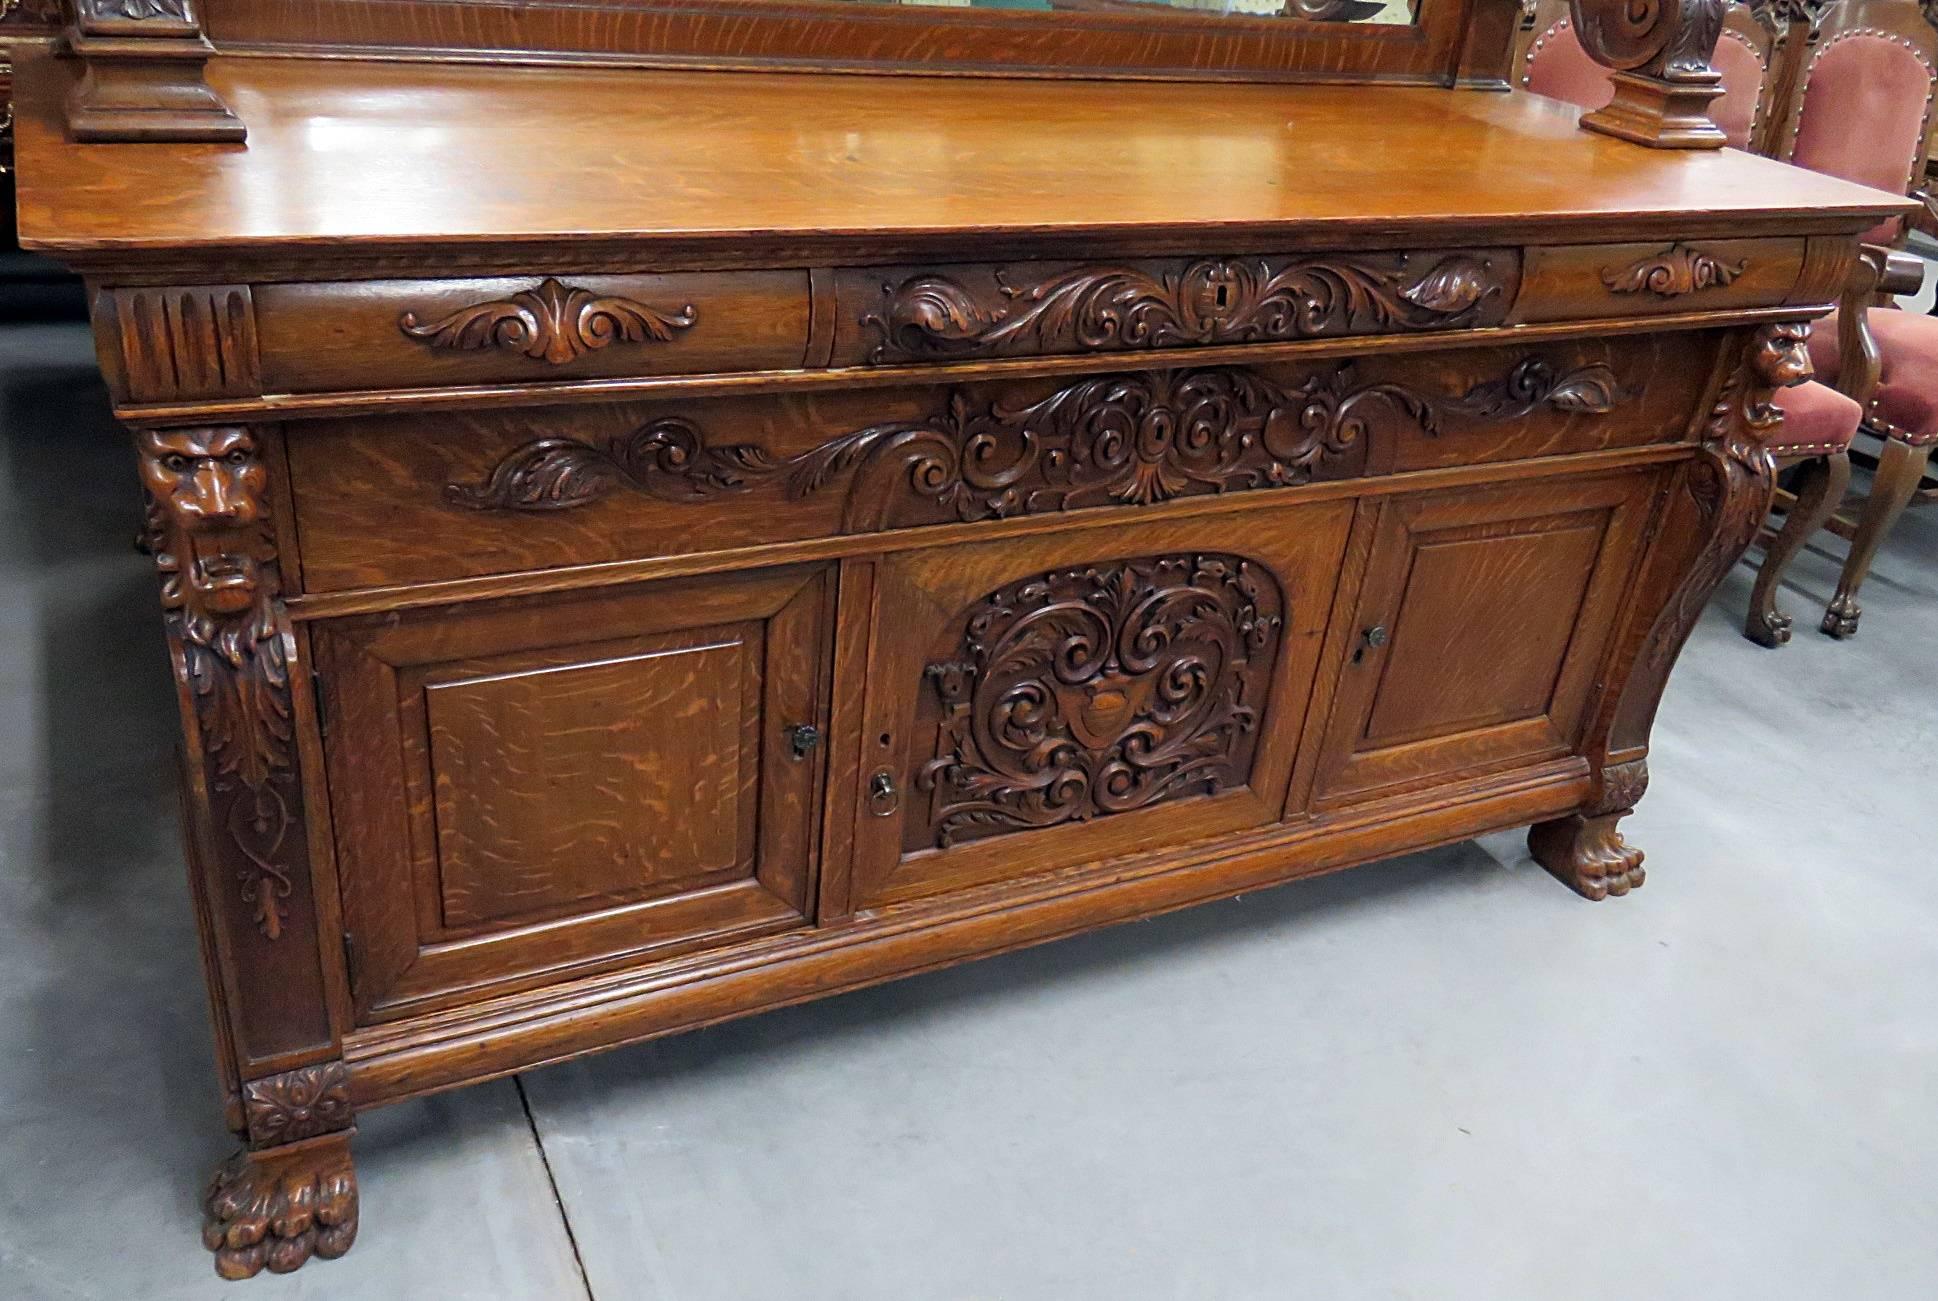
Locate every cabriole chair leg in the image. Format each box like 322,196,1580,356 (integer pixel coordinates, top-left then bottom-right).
1824,435,1934,638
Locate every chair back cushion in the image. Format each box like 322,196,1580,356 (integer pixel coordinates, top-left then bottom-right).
1711,30,1768,151
1791,32,1936,244
1523,20,1616,112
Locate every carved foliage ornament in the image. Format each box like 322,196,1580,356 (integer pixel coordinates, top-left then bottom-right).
139,426,297,941
1602,244,1748,297
400,278,697,365
448,356,1623,524
862,253,1511,363
204,1138,357,1280
915,554,1283,850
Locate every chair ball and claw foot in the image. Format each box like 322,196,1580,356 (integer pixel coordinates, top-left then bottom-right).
202,1132,359,1279
1745,381,1862,648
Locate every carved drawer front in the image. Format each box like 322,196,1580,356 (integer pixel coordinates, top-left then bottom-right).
249,272,810,394
287,338,1674,594
313,565,833,1023
831,248,1521,365
1309,471,1659,808
1511,239,1809,323
834,506,1354,916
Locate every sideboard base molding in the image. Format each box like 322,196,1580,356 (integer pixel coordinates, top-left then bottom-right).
341,755,1593,1109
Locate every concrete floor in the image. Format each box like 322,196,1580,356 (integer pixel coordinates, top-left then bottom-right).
2,318,1934,1300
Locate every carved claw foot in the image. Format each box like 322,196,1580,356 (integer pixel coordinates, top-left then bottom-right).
1821,595,1861,639
1745,606,1792,649
202,1132,358,1279
1528,813,1646,901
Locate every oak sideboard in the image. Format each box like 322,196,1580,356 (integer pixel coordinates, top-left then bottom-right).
10,0,1912,1278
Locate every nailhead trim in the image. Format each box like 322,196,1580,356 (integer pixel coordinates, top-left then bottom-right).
1787,26,1938,203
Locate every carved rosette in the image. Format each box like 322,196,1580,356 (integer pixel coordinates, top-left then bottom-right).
243,1062,354,1147
138,427,301,942
1602,244,1749,297
448,356,1624,525
862,253,1511,363
912,555,1283,850
399,278,697,365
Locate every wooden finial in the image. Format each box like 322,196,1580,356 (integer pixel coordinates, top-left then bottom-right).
1568,0,1728,148
61,0,244,143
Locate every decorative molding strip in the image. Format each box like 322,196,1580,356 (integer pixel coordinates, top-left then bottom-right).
1601,245,1748,298
861,253,1514,363
449,356,1623,526
916,554,1283,849
113,286,262,403
399,278,698,365
138,426,299,942
242,1062,354,1148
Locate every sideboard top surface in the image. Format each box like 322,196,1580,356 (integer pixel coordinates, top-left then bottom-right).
13,53,1909,267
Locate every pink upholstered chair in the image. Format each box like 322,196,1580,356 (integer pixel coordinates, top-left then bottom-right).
1761,0,1938,639
1515,1,1869,645
1516,0,1778,151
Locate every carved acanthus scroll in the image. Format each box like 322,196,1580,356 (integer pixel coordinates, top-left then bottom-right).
448,356,1624,525
138,427,301,942
1567,0,1729,148
913,554,1283,850
862,253,1514,363
1602,245,1749,297
399,278,698,365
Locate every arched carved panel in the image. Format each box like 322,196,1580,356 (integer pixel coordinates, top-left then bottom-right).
908,553,1284,852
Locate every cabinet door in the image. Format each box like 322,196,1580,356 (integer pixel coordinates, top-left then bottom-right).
315,566,833,1022
1310,472,1657,807
838,505,1355,913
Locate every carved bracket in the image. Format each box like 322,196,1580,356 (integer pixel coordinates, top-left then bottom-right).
1568,0,1728,148
138,426,303,943
447,355,1622,527
61,0,245,143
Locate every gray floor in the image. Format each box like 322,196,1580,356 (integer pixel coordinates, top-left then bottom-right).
2,317,1934,1300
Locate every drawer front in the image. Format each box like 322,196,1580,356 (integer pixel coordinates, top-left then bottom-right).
1512,239,1809,323
831,248,1522,365
315,565,833,1022
253,271,811,392
286,334,1697,593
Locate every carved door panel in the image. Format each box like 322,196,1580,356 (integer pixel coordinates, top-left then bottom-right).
837,505,1355,914
1310,472,1658,807
314,565,833,1023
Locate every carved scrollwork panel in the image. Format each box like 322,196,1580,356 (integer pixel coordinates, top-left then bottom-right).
909,554,1284,851
400,278,698,365
447,354,1624,528
860,252,1516,363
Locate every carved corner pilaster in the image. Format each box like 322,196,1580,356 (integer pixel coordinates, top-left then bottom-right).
1568,0,1728,148
61,0,244,143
